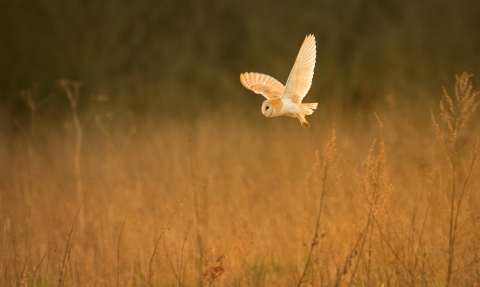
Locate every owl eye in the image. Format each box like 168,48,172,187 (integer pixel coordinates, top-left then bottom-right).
266,106,269,110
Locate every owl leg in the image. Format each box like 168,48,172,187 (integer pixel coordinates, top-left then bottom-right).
298,116,310,128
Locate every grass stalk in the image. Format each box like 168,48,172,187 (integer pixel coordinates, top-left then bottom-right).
58,192,88,287
147,182,190,287
31,234,49,287
188,130,205,287
19,198,32,286
117,208,132,287
297,130,339,286
431,72,479,286
59,80,84,201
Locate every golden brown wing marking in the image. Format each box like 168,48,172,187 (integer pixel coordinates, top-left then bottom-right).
240,72,285,99
290,94,301,104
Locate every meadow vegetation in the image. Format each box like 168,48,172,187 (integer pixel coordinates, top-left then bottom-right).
0,73,479,286
2,0,480,285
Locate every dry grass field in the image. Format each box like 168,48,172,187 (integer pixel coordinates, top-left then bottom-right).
2,1,480,286
1,73,479,286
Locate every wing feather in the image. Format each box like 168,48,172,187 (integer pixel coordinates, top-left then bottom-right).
282,34,316,104
240,72,284,99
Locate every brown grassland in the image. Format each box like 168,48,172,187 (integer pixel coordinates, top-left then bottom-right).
1,73,480,286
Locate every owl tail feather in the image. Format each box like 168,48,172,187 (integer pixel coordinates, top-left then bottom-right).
302,103,318,115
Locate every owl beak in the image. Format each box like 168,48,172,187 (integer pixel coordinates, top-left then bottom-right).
263,108,272,117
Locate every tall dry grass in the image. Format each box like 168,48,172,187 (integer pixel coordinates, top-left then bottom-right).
1,73,479,286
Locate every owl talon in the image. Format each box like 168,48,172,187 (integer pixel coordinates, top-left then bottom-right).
301,121,310,128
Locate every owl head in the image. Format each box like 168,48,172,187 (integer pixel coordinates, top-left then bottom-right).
261,99,283,117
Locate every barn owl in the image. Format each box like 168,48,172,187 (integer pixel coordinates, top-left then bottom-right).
240,34,317,127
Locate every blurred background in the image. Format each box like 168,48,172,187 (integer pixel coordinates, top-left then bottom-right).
1,0,480,119
2,2,480,285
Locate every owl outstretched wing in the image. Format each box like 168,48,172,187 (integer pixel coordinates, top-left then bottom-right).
282,34,316,104
240,72,284,100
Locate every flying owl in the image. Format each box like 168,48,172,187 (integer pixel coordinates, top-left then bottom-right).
240,34,317,127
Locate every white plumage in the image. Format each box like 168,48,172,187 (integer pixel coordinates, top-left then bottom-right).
240,34,317,127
